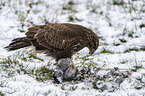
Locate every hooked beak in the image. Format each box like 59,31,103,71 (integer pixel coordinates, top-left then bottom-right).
89,48,96,55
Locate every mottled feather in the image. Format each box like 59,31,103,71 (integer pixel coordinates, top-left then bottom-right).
5,23,99,61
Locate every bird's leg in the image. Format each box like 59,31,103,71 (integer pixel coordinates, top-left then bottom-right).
53,58,78,83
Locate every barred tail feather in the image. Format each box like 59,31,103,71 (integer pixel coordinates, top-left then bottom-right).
5,37,31,51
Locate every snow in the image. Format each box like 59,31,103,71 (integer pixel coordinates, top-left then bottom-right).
0,0,145,96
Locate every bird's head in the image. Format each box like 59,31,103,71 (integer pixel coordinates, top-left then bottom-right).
88,35,99,55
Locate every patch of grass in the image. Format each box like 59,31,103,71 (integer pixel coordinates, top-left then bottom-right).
122,26,138,38
112,0,124,5
62,0,78,14
0,92,5,96
119,38,127,43
17,49,44,62
0,50,53,81
0,54,24,77
140,46,145,51
0,49,44,64
100,48,114,54
105,13,113,26
0,49,55,82
74,54,98,69
113,43,121,46
124,47,143,53
62,0,76,10
0,1,6,10
15,8,31,32
87,1,103,15
43,90,52,95
133,73,145,90
68,15,82,22
120,59,129,64
140,24,145,28
61,84,78,91
28,65,54,82
133,65,143,70
124,48,139,53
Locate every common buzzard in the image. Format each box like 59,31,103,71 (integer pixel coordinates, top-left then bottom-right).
5,23,99,61
5,23,99,82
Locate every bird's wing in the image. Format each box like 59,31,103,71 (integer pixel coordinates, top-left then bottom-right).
26,25,46,40
35,24,82,49
25,25,50,50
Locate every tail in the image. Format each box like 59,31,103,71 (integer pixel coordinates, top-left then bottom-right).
5,37,31,51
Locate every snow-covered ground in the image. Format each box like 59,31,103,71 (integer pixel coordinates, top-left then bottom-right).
0,0,145,96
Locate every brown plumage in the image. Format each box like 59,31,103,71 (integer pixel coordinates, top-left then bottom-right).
5,23,99,61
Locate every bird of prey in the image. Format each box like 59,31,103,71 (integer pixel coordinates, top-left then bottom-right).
5,23,99,82
5,23,99,61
